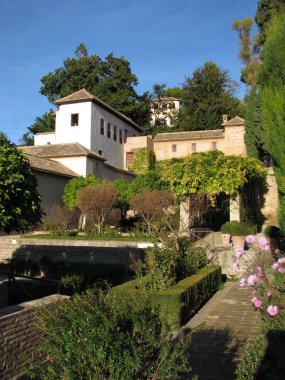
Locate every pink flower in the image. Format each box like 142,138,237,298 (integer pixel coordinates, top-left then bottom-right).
247,274,259,286
251,296,258,304
245,235,255,244
258,237,269,251
232,263,239,271
254,299,262,308
240,277,247,287
267,290,273,298
267,305,278,316
278,267,285,273
256,266,263,277
278,257,285,264
275,248,280,255
235,249,244,258
272,262,279,270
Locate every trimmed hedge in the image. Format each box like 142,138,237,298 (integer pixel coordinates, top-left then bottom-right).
113,265,222,328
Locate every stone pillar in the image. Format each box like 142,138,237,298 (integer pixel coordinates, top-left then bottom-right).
261,167,279,226
230,195,240,222
180,198,190,235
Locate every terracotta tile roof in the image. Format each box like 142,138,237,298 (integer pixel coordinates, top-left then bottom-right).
25,154,78,177
224,116,245,126
54,89,143,132
153,129,224,142
19,143,106,161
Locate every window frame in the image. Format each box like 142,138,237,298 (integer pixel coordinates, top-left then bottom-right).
71,113,79,127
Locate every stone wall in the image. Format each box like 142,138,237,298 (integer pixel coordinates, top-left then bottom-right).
0,294,67,379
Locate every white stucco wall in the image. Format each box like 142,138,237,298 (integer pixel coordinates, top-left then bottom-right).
90,102,141,169
55,102,92,147
35,171,71,216
52,157,87,177
34,132,56,146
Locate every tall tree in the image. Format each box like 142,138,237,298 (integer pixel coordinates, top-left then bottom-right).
177,61,244,131
40,44,150,126
20,110,55,145
259,14,285,231
0,133,42,232
244,86,264,159
255,0,285,49
232,18,260,85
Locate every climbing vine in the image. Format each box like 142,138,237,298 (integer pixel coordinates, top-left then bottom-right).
130,148,156,174
157,151,267,203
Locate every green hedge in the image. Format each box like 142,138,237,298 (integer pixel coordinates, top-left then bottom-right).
112,265,222,328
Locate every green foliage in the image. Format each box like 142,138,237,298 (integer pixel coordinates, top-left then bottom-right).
0,133,42,233
263,225,281,238
60,274,84,292
220,221,254,236
177,61,244,131
254,0,285,49
63,175,103,209
158,151,267,203
113,265,222,329
130,148,156,174
20,109,55,145
113,179,131,218
164,86,183,99
130,169,166,195
259,14,285,232
244,86,264,158
27,290,190,379
39,44,150,127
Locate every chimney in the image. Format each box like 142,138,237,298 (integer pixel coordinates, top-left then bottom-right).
222,114,228,124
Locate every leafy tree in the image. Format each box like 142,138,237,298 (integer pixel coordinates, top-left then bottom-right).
130,190,174,235
0,133,42,232
40,44,150,127
164,86,183,99
20,110,55,145
130,170,166,196
177,62,244,131
77,184,118,234
63,175,103,210
232,18,260,85
113,179,132,219
255,0,285,49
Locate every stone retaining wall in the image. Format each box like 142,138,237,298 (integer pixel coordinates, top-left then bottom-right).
0,294,67,379
0,237,149,275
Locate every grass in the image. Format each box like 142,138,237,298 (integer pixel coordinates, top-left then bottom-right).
20,233,156,242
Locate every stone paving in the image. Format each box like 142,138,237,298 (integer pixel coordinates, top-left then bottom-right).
183,281,261,380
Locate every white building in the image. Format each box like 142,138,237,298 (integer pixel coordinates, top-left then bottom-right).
150,97,180,127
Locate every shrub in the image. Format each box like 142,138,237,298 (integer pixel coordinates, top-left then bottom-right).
113,265,222,329
176,247,207,280
263,225,281,239
26,290,190,379
220,221,255,236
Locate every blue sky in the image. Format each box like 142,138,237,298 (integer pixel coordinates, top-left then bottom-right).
0,0,258,143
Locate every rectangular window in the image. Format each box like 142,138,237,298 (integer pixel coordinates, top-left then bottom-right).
71,113,79,126
172,144,177,153
100,119,105,135
192,143,196,152
119,129,123,144
126,152,134,168
98,150,103,156
114,126,117,141
212,142,217,150
107,122,111,138
124,129,128,143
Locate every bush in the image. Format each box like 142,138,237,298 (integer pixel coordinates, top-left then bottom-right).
220,221,255,236
263,225,281,239
113,265,222,329
26,290,190,379
176,247,207,280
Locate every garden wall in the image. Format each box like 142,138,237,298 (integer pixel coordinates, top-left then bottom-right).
0,294,67,380
0,237,147,277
